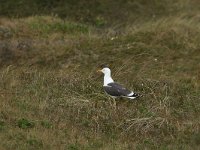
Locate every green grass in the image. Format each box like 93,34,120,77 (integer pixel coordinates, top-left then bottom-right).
17,118,35,129
0,1,200,149
27,16,89,35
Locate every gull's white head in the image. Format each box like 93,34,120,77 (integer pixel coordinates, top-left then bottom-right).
100,67,111,75
98,67,114,86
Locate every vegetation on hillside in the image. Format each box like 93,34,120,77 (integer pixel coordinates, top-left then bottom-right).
0,0,200,149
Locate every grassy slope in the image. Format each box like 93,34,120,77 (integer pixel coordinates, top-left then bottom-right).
0,1,200,150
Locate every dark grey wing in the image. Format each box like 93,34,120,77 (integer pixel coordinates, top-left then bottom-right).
103,82,132,96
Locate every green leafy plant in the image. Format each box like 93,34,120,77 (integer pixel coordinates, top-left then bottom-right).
17,118,35,129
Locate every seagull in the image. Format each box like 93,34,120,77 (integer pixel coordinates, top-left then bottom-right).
98,67,140,99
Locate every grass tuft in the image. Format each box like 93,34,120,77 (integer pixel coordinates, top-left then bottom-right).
17,118,35,129
40,120,52,129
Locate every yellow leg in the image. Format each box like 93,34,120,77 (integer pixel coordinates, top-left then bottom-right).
112,97,117,110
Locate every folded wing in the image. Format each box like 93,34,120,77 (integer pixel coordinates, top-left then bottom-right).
103,82,132,97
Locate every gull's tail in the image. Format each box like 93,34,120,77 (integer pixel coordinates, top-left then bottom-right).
126,92,141,99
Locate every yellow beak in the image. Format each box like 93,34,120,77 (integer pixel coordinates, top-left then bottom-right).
97,69,102,73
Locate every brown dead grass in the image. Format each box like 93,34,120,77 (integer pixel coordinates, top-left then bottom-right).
0,13,200,149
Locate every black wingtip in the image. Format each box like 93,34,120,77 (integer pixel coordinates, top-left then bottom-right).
132,93,141,97
129,93,142,99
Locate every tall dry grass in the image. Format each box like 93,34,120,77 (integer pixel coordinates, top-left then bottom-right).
0,3,200,149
